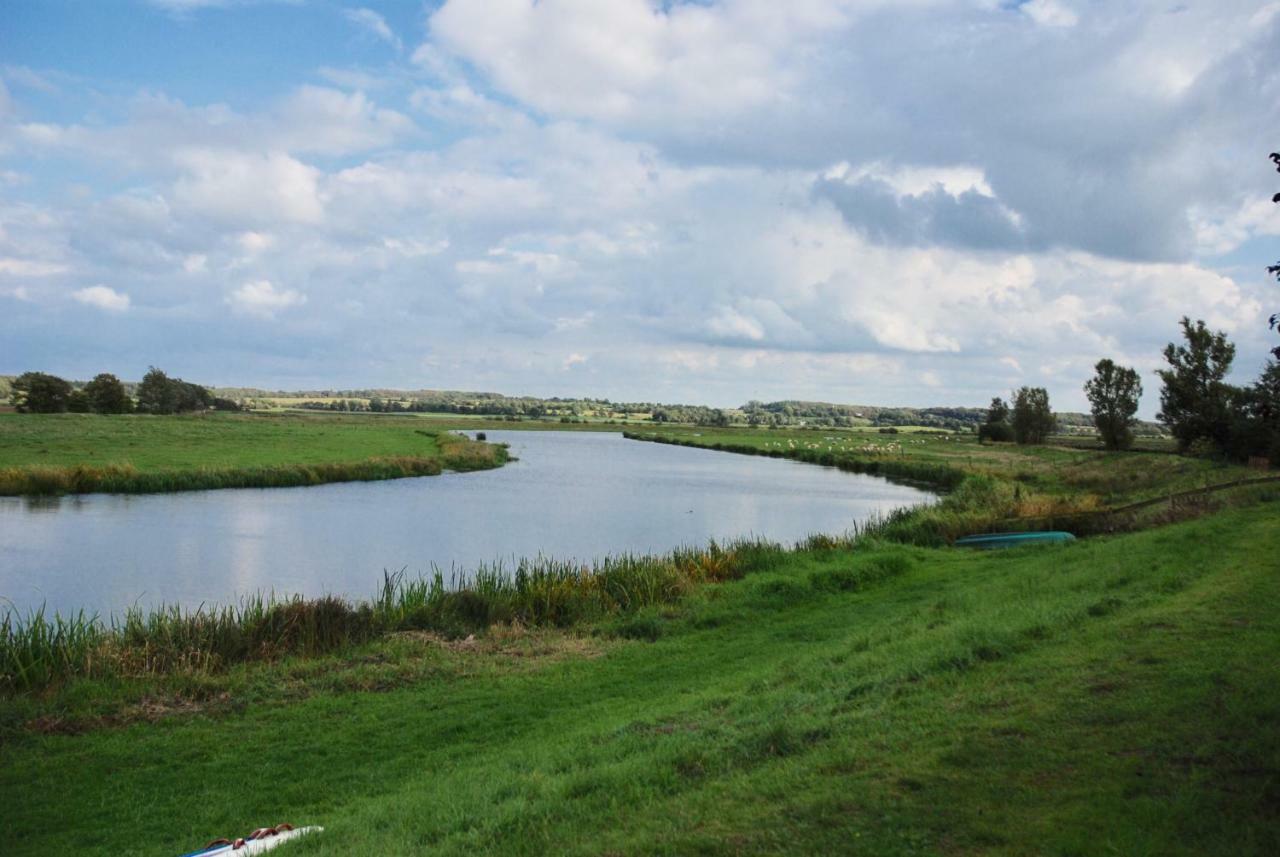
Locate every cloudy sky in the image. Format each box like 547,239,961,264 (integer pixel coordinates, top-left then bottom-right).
1,0,1277,412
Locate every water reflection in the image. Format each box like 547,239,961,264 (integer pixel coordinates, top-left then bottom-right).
0,431,933,617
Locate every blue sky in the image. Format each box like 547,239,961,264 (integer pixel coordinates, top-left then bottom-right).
1,0,1277,413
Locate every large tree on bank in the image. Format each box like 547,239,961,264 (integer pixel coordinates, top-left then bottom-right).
1084,359,1143,450
1157,318,1236,452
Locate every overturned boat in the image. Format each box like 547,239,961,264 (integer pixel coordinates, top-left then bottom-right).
954,531,1076,549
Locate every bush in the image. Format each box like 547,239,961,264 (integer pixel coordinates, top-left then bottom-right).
978,422,1015,443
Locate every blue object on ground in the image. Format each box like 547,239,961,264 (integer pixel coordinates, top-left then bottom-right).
953,531,1076,549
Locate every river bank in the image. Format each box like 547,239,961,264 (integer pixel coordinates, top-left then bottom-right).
0,413,508,495
3,504,1277,855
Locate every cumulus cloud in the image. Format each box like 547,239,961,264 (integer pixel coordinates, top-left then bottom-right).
1,0,1277,410
274,86,413,154
73,285,130,312
172,150,323,226
227,280,306,317
423,0,851,125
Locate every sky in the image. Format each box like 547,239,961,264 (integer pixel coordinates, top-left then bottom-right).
1,0,1278,413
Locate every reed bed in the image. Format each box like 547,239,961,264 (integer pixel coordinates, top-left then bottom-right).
0,536,791,693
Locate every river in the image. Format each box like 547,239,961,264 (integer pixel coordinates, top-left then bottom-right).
0,431,933,616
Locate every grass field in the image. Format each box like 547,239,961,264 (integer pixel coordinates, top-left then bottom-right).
0,412,508,495
1,505,1277,855
2,416,1276,854
622,424,1253,507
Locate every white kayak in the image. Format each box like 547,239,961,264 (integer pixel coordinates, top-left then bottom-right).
180,826,323,856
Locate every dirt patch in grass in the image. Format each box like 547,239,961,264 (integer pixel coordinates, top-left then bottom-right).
25,692,236,735
14,626,612,738
391,623,612,661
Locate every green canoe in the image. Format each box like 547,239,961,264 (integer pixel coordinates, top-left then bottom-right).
953,531,1076,549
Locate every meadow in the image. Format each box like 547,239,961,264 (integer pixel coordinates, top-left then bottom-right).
1,505,1276,855
2,416,1277,854
0,412,508,495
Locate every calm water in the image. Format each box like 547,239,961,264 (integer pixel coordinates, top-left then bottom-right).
0,431,933,616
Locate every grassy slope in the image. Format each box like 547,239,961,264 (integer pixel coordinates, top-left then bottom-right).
0,413,507,494
3,506,1277,856
624,424,1254,506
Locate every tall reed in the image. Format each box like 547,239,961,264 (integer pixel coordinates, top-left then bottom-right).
0,536,790,693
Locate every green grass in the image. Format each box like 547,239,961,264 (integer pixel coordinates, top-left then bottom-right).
624,425,1263,543
0,412,507,495
0,540,782,693
1,505,1277,855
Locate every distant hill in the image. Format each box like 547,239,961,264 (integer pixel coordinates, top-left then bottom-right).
2,375,1163,435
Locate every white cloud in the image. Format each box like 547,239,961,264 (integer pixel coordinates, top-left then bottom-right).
4,1,1278,409
707,306,767,342
237,231,275,254
227,280,306,317
423,0,844,125
1019,0,1078,29
343,8,402,52
2,65,61,94
824,161,995,198
274,86,413,155
173,150,323,225
73,285,130,312
0,258,68,276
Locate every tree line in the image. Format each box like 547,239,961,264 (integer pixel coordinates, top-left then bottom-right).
7,368,240,415
979,316,1280,462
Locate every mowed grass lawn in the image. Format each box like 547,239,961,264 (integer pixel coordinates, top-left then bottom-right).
3,505,1277,856
0,412,444,471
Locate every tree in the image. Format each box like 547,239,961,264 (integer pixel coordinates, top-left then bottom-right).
978,396,1014,443
1011,386,1056,444
136,367,178,414
136,367,212,414
1269,152,1279,358
9,371,72,413
66,390,91,413
83,373,132,414
1156,317,1236,452
1084,359,1143,450
1224,361,1280,463
986,397,1010,425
